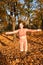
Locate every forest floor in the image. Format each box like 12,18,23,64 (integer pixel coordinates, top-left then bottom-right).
0,31,43,65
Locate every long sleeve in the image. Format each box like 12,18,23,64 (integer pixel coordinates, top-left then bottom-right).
5,30,19,35
5,31,14,34
27,29,41,32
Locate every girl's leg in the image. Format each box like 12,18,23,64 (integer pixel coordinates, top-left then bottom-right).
24,39,27,52
19,40,24,52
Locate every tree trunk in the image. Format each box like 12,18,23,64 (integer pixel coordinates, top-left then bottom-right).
13,19,16,42
11,16,16,42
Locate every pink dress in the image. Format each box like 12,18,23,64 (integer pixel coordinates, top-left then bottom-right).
19,29,27,51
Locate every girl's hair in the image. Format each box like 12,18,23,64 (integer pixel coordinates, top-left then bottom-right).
18,20,25,28
19,20,25,25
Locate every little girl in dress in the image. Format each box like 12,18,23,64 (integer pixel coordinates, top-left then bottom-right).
5,22,41,52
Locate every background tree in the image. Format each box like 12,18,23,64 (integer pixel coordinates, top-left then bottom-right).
0,0,43,31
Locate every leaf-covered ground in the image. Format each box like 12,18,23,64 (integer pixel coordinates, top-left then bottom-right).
0,31,43,65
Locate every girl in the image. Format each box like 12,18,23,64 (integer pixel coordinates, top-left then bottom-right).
5,22,41,52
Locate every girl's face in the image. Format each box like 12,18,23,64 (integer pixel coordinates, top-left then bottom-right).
19,23,24,29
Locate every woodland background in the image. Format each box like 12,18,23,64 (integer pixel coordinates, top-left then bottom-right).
0,0,43,65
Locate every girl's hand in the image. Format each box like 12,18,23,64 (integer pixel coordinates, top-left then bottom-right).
4,32,10,35
37,29,42,31
5,32,8,34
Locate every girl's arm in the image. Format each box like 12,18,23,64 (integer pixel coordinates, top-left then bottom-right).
27,29,41,32
5,30,19,35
